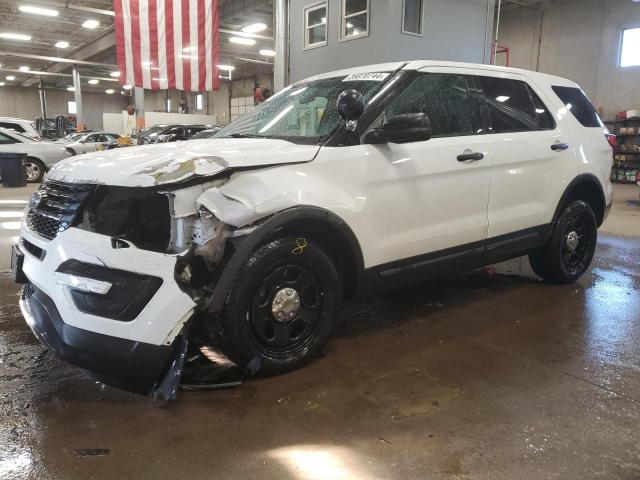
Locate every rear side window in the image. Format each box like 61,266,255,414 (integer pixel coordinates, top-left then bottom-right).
551,86,603,128
527,86,556,130
383,72,475,138
0,132,18,144
478,77,538,133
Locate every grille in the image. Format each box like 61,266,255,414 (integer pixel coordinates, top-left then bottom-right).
26,181,94,240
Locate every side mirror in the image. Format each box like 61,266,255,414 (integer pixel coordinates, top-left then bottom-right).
337,89,365,121
365,113,432,144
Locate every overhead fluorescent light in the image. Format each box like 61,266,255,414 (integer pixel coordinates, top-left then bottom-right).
109,71,120,78
88,79,99,85
259,49,275,57
496,95,510,103
82,19,100,29
123,84,132,90
0,33,31,41
105,89,115,94
55,40,69,48
0,82,5,86
6,75,15,81
229,36,256,46
217,64,235,71
242,23,267,34
19,5,59,17
66,86,75,92
18,66,29,72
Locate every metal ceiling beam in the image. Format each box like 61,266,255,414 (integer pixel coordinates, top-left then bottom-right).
0,68,118,83
0,51,116,68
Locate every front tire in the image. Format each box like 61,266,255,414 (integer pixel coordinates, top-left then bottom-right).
25,158,45,183
529,200,597,283
213,237,341,375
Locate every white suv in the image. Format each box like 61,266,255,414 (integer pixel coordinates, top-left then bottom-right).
12,60,613,397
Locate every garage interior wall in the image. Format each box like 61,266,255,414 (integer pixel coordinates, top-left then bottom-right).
496,0,640,120
289,0,496,82
0,87,128,131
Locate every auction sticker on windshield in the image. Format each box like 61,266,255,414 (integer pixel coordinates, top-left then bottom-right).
342,72,390,82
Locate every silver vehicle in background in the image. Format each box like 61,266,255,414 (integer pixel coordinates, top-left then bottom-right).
0,127,70,182
64,132,121,155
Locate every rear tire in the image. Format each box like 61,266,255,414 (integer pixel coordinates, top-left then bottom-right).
25,158,45,183
212,237,341,375
529,200,597,283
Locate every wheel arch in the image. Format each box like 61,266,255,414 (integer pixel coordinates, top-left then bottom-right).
553,173,606,227
208,206,366,313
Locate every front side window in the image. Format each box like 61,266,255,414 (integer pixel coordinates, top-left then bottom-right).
402,0,423,35
478,76,538,133
304,2,327,49
341,0,369,40
620,27,640,67
0,132,18,144
376,72,475,138
216,74,390,144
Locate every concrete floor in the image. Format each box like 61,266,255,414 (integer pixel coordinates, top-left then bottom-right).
1,183,639,480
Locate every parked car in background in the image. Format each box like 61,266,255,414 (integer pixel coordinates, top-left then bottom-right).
136,124,209,144
52,132,92,144
0,127,70,182
0,117,39,139
64,132,121,155
192,126,223,139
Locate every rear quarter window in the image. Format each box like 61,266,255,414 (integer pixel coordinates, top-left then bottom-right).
551,86,603,128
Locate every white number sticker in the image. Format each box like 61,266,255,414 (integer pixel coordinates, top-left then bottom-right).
343,72,390,82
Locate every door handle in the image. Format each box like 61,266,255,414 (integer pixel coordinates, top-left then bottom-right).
551,143,569,151
457,152,484,162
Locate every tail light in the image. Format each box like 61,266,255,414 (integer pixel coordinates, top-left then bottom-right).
605,133,617,148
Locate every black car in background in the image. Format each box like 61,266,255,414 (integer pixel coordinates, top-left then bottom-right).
137,124,209,144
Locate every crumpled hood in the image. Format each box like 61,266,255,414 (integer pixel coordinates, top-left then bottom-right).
47,138,320,187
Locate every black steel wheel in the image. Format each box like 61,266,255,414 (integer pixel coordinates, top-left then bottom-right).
214,237,341,375
529,200,597,283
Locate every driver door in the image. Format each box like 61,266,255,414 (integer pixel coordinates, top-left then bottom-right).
316,68,493,272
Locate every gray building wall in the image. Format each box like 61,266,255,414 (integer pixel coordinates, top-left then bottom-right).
0,87,128,131
289,0,496,82
496,0,640,120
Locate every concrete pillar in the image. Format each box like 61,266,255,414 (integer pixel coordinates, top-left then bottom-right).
134,86,145,132
72,67,84,130
274,0,288,92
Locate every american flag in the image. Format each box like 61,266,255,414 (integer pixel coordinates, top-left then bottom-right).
114,0,220,91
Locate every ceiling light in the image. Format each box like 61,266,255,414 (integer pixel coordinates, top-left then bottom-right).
82,19,99,29
19,5,59,17
6,75,15,81
55,40,69,49
88,79,99,85
105,89,114,94
242,23,267,34
67,86,75,91
18,66,29,72
217,64,235,71
259,49,275,57
229,36,256,46
109,71,120,78
123,84,132,90
0,82,5,87
0,33,31,41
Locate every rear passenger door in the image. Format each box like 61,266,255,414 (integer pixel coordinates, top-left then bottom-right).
477,74,574,239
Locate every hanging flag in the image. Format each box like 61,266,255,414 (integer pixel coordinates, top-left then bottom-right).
114,0,220,91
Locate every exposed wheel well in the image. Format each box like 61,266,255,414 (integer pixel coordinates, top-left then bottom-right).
556,176,606,227
271,218,363,299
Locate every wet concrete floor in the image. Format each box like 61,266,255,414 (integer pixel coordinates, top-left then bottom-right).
1,184,640,479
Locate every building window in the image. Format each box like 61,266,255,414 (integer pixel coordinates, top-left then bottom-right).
195,93,204,110
402,0,423,36
304,2,327,49
620,27,640,67
68,101,77,114
340,0,369,41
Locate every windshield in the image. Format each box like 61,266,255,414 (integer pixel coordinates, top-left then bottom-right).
216,73,393,144
139,125,168,138
66,133,85,143
12,131,38,143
